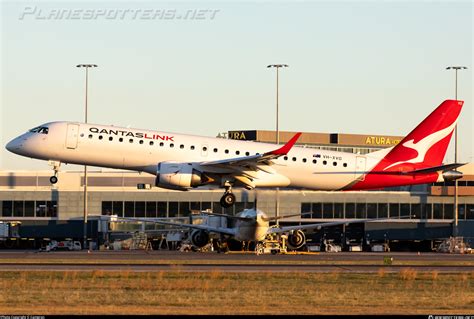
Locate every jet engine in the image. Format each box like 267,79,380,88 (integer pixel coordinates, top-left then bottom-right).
156,162,204,190
190,230,210,248
287,230,306,250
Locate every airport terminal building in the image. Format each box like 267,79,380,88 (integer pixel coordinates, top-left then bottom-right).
1,130,473,250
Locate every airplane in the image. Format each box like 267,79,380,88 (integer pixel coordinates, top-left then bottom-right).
113,208,410,250
5,99,465,208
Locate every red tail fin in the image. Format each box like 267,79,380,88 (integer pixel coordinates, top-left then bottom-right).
349,100,464,190
376,100,463,172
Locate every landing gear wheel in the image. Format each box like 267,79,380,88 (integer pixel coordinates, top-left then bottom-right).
220,193,236,208
49,176,58,184
48,161,61,185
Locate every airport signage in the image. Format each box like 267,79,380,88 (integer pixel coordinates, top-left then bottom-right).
227,130,257,141
364,136,401,146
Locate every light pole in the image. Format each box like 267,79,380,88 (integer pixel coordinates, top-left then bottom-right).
267,64,289,226
446,66,467,237
76,64,98,249
267,64,289,144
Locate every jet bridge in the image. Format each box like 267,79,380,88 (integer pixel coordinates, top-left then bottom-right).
99,211,228,250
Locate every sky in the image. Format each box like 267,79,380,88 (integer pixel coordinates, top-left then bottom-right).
1,0,472,171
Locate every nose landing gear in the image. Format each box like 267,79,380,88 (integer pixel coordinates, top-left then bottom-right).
48,160,61,184
49,175,58,184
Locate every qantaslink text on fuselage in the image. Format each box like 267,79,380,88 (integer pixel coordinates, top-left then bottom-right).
89,127,174,141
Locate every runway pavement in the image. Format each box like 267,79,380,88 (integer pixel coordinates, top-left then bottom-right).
0,262,473,273
0,250,473,272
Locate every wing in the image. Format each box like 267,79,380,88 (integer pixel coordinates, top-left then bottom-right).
267,216,412,235
199,132,302,188
201,132,302,167
114,217,237,236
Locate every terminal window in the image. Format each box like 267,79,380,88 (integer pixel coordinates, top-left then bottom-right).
101,200,254,218
300,202,472,220
1,200,57,217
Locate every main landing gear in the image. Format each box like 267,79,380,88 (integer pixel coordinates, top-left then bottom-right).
48,161,61,184
220,186,236,208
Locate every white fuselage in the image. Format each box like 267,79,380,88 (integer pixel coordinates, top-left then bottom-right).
6,121,385,190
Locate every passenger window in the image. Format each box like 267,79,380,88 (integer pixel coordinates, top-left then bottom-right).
323,160,327,165
313,159,317,164
180,145,184,149
333,162,337,166
214,148,218,153
225,149,229,154
129,139,133,143
292,157,297,161
149,141,154,146
119,138,123,142
245,152,250,156
160,142,164,147
88,134,93,139
203,147,207,151
139,140,144,144
284,156,288,161
302,158,307,163
170,143,174,148
343,163,347,167
191,145,195,150
109,137,113,141
80,133,84,137
98,135,103,140
236,151,240,155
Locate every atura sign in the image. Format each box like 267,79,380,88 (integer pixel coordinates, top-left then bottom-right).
364,136,401,146
227,130,257,141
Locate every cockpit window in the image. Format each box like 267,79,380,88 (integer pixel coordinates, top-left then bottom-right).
29,126,49,134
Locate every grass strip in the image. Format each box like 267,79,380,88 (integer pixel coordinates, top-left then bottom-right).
0,270,472,315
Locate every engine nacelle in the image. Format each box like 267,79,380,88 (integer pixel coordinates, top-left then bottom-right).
190,230,210,248
287,230,306,250
156,162,203,190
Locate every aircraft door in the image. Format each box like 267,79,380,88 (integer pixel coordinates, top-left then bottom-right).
65,124,79,149
355,156,366,181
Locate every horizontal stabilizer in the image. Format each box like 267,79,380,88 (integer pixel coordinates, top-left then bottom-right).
405,163,466,174
314,163,465,176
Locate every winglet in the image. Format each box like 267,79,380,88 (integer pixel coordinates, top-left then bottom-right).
267,132,302,156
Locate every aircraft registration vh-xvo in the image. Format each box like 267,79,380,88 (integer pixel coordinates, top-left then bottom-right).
6,99,465,207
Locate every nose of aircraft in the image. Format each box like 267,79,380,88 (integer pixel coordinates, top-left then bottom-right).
5,138,20,153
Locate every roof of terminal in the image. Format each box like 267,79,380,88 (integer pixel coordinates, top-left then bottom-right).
226,130,404,148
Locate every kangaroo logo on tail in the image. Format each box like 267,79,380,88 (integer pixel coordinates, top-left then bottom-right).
349,100,464,191
378,100,463,172
384,119,458,170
